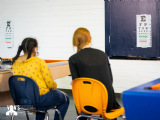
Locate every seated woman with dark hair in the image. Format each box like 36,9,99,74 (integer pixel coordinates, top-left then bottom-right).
69,28,120,120
12,37,70,120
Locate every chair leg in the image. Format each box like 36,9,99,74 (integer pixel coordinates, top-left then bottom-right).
76,115,105,120
11,113,14,120
122,115,126,120
45,112,49,120
76,115,81,120
25,111,30,120
55,109,62,120
76,115,85,120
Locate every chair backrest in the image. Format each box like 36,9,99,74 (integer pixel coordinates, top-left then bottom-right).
9,75,39,108
72,78,108,118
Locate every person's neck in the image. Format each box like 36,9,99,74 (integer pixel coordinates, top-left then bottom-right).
24,53,35,58
82,44,90,49
16,53,35,62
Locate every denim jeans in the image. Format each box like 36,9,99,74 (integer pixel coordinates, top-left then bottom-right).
36,89,70,120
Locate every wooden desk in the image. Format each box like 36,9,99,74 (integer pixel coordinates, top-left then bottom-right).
0,61,70,106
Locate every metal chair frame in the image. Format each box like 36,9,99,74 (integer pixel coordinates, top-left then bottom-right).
76,114,126,120
10,106,62,120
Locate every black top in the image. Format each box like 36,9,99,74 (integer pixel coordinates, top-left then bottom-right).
69,48,120,111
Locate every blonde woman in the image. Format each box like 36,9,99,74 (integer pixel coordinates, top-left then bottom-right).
69,28,120,120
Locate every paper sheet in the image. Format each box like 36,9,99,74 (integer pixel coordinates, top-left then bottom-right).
136,14,152,48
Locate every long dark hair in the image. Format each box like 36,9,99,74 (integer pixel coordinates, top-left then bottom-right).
12,37,38,64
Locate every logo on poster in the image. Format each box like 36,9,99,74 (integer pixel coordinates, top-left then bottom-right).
6,105,18,116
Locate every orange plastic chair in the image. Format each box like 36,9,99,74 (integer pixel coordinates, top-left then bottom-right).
72,78,125,120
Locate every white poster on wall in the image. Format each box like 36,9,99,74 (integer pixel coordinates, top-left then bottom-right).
5,21,14,48
136,14,152,48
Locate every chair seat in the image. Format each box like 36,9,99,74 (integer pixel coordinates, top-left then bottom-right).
105,107,125,119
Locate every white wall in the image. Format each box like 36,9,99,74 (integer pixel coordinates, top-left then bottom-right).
111,60,160,92
56,60,160,93
0,0,105,60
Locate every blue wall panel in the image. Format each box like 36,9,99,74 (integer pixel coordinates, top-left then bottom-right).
105,0,160,57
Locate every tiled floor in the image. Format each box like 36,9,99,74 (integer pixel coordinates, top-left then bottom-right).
0,91,124,120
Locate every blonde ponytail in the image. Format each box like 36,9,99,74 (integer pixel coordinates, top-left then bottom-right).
73,28,91,53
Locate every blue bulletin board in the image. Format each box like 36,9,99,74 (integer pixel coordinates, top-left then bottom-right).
105,0,160,57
